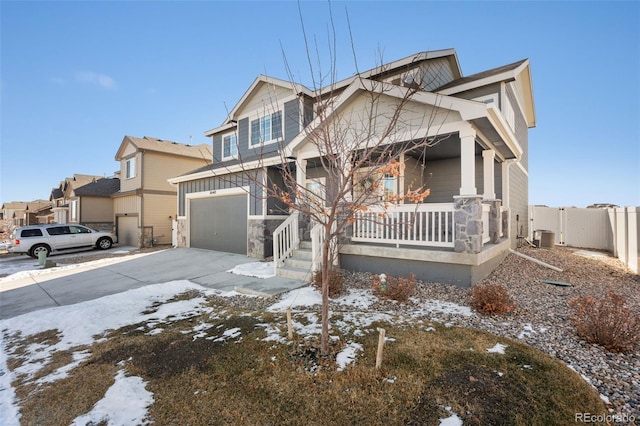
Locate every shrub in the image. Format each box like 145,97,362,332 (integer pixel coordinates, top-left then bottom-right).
372,273,416,302
312,268,344,298
568,290,640,353
470,284,516,316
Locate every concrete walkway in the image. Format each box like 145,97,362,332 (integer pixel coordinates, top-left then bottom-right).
0,248,307,320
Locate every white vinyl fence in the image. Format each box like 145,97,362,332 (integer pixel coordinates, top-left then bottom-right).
529,206,639,274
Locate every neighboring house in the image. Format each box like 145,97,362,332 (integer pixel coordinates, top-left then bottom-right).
51,174,104,224
169,49,536,287
70,177,120,231
1,200,51,227
113,136,212,247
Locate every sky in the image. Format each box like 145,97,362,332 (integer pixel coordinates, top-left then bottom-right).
1,255,520,425
1,1,639,208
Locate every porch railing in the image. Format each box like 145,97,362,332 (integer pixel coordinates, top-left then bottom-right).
310,220,338,272
273,211,299,274
352,203,455,248
482,203,491,244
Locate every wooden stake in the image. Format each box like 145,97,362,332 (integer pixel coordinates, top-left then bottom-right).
375,328,386,370
286,308,293,340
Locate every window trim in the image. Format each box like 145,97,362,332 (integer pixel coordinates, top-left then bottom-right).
222,131,238,160
125,157,136,179
249,110,283,148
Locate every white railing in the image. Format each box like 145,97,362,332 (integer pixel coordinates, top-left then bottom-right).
352,203,455,248
310,220,338,272
482,203,491,244
273,211,299,274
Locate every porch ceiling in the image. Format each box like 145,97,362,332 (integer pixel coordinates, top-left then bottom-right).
472,117,517,160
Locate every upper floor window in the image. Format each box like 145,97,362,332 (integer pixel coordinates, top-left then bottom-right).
250,111,282,146
125,157,136,179
222,132,238,160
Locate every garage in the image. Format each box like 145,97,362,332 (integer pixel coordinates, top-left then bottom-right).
117,216,138,246
189,194,248,254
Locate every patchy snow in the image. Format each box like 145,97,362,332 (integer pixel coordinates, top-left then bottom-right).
227,261,275,278
415,299,473,317
486,343,508,354
267,286,322,312
440,406,463,426
70,370,154,426
336,342,363,371
0,269,483,425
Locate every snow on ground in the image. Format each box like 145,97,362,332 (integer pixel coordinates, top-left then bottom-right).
227,261,275,278
486,343,508,354
70,370,154,426
0,275,477,425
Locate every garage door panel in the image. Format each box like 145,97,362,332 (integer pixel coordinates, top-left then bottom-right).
190,195,247,254
117,216,138,246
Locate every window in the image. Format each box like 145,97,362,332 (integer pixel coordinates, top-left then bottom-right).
382,174,397,200
69,225,91,234
70,200,77,221
250,111,283,146
46,226,69,236
222,132,238,159
21,229,43,237
125,157,136,179
305,178,326,207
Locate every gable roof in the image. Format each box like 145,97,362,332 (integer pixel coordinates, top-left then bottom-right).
74,177,121,197
115,136,212,160
436,58,536,127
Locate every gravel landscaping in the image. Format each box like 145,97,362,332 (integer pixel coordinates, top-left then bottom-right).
324,246,640,418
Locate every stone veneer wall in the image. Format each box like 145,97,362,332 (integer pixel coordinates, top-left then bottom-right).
176,218,187,248
248,218,286,259
454,196,483,253
485,200,502,244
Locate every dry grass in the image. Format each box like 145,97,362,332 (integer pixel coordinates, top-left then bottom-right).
7,302,607,425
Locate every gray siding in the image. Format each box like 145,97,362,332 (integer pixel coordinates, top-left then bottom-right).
506,85,528,171
454,83,501,103
284,98,300,144
509,164,529,245
178,170,263,216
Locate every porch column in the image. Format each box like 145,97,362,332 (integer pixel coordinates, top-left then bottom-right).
482,150,496,200
296,159,307,190
459,128,477,196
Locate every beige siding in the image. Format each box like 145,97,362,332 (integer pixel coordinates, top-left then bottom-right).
143,193,176,244
142,152,209,192
114,194,140,218
79,197,114,222
119,152,142,193
237,83,293,117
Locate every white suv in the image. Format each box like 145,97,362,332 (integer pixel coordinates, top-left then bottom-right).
9,224,117,258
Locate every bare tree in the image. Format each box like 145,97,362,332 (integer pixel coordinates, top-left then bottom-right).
216,7,449,356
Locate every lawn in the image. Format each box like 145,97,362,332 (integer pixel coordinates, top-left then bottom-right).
1,282,607,425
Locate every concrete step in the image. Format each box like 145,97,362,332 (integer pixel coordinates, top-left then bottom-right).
300,240,312,249
292,247,312,260
276,266,312,282
284,257,312,270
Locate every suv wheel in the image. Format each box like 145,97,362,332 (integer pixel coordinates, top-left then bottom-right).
97,237,113,250
30,244,51,258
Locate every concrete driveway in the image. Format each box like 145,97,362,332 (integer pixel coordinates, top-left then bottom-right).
0,248,307,320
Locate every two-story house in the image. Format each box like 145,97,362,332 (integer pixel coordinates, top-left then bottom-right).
169,49,535,287
113,136,212,247
50,174,104,224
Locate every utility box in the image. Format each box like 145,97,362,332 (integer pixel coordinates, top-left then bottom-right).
533,230,555,248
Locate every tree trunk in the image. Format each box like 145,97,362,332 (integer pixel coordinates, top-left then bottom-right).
320,233,330,356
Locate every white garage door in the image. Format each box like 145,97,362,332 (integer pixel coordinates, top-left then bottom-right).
117,216,138,247
189,194,248,254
